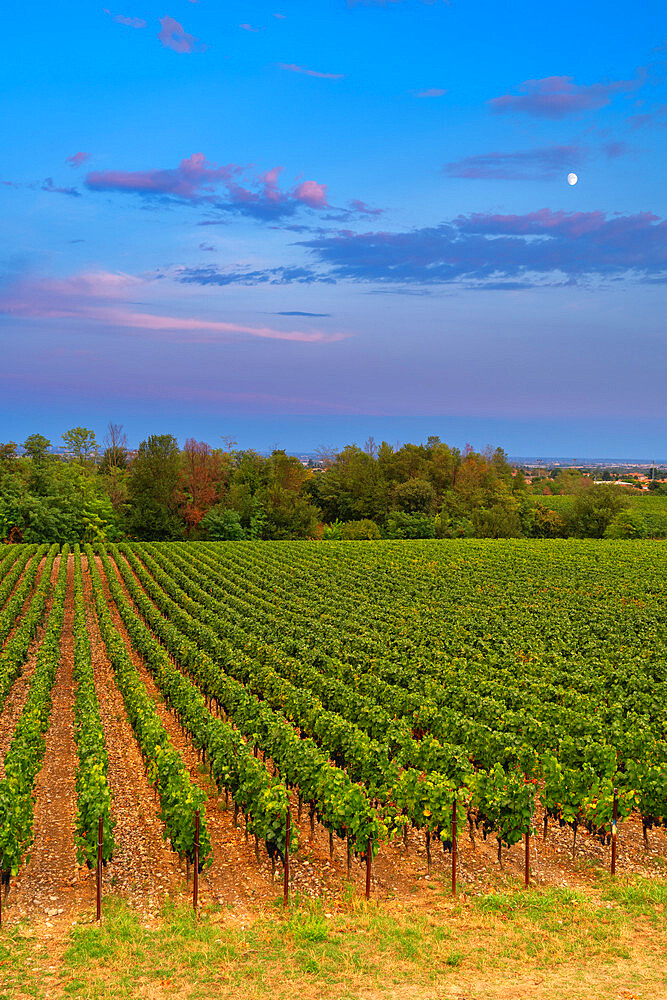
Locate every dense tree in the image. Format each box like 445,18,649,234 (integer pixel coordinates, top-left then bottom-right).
126,434,182,540
566,485,629,538
391,478,437,515
200,507,246,540
62,426,98,464
340,519,381,540
384,511,435,539
178,439,221,536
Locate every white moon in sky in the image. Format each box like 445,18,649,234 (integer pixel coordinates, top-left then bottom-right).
567,172,578,186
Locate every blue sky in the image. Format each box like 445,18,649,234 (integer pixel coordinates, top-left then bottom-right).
1,1,665,456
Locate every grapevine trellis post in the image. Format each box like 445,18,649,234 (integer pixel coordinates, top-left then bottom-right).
283,808,291,907
193,810,200,912
96,815,103,922
611,789,618,876
524,830,530,887
365,838,372,900
451,800,457,896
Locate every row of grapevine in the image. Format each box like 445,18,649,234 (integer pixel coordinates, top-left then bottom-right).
0,545,23,606
86,547,211,866
0,545,58,714
0,545,45,645
72,545,115,866
0,545,69,878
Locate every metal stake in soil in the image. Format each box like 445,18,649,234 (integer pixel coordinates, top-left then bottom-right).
193,810,200,912
611,789,618,876
451,799,457,896
283,808,291,908
97,815,103,922
365,838,372,901
524,830,530,887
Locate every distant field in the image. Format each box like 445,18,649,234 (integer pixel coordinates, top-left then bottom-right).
535,491,667,536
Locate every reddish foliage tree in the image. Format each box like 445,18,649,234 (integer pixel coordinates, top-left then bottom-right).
178,439,222,535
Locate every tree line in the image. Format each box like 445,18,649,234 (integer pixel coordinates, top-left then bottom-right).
0,425,653,543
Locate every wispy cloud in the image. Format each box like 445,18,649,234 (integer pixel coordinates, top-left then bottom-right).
157,16,202,54
416,88,446,98
279,63,343,80
239,23,260,32
626,104,667,130
275,311,331,317
66,151,91,168
41,177,81,197
103,9,147,28
346,199,383,217
490,75,641,119
177,264,328,286
443,141,629,180
0,271,345,343
444,144,582,180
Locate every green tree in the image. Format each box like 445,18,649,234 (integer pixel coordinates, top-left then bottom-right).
531,502,567,538
391,478,436,515
22,434,51,463
340,519,381,539
567,486,629,538
62,426,98,464
604,510,647,539
384,511,435,539
201,506,246,540
126,434,182,539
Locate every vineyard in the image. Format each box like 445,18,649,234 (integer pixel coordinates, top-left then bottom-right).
0,539,665,924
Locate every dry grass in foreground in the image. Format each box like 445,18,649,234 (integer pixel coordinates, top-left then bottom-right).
1,875,666,1000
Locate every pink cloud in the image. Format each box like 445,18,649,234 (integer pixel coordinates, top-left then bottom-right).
293,180,328,208
239,23,260,32
0,271,346,344
416,88,446,98
66,151,91,168
272,12,286,18
85,152,335,218
157,16,201,53
279,63,343,80
104,9,147,28
490,75,641,119
86,152,239,200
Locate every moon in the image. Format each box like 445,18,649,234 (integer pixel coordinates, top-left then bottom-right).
567,172,578,186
